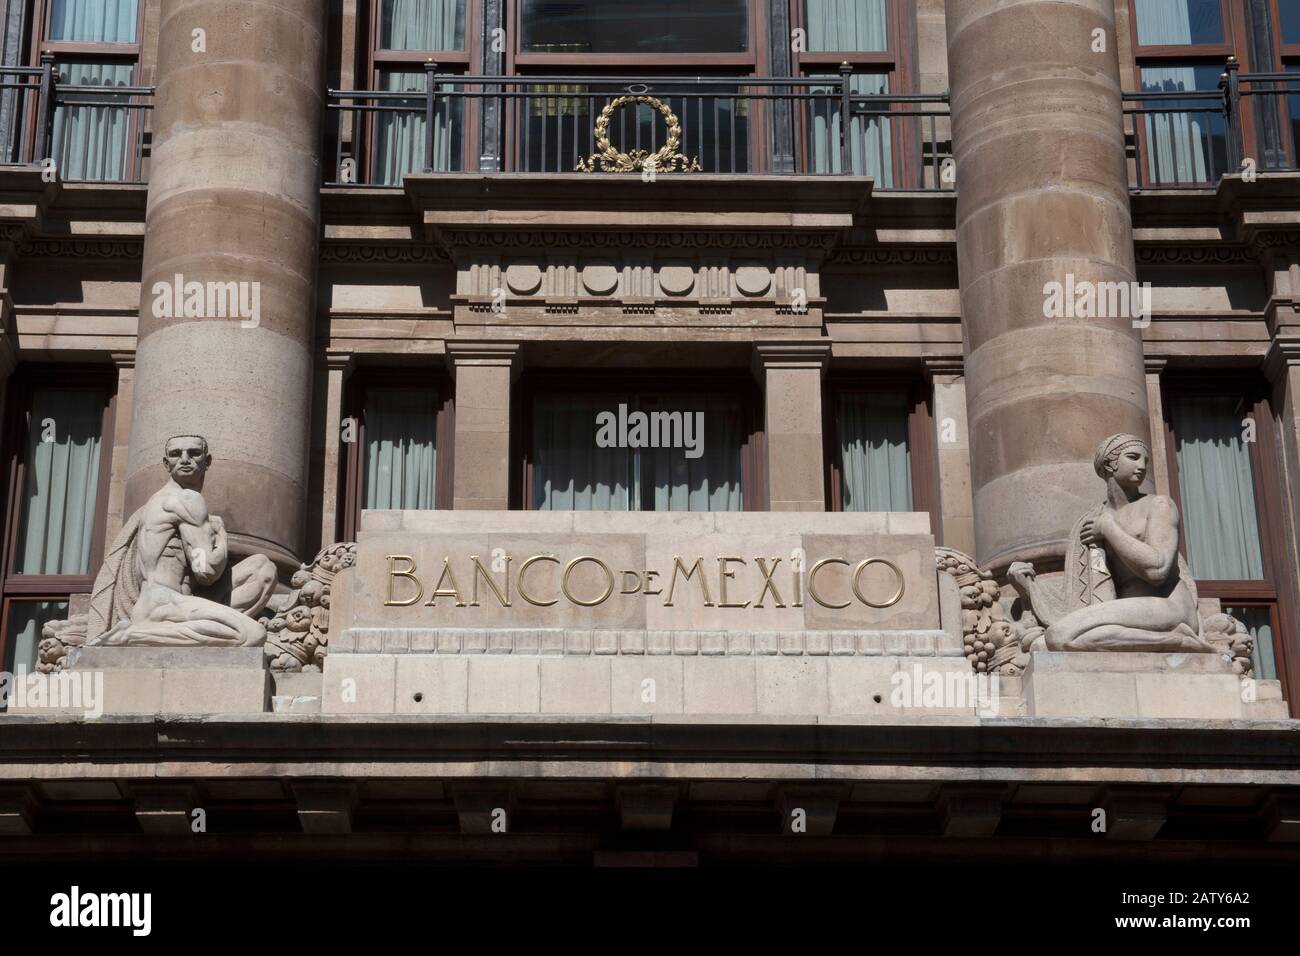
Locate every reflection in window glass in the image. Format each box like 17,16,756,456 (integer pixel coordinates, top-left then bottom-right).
1139,64,1228,183
1224,605,1276,681
1133,0,1224,45
2,600,69,675
52,61,135,182
379,0,465,51
803,0,888,52
520,0,748,54
49,0,138,43
15,389,104,576
532,393,744,512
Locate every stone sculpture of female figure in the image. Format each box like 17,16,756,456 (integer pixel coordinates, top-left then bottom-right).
1008,433,1211,652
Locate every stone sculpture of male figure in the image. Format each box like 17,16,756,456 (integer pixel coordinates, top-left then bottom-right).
87,435,277,647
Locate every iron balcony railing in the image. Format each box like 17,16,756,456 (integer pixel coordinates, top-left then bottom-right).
1123,59,1300,190
0,57,153,184
326,65,955,189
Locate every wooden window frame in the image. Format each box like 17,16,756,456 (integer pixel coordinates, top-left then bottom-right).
515,369,767,512
340,366,456,541
1125,0,1257,182
789,0,918,184
0,365,117,670
24,0,146,178
362,0,481,177
823,372,938,539
1160,370,1299,710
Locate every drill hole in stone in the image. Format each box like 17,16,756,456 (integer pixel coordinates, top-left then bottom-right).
413,692,424,703
872,694,882,704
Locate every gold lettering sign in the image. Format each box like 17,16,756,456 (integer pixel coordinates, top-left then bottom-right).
382,553,906,611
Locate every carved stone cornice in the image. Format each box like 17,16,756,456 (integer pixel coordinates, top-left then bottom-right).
319,242,449,264
826,245,957,268
437,229,842,254
751,340,832,379
921,353,964,382
445,340,523,379
1134,244,1257,266
19,237,144,260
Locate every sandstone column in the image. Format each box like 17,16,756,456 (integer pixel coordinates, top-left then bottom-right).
754,343,829,511
447,342,520,510
945,0,1151,571
126,0,325,569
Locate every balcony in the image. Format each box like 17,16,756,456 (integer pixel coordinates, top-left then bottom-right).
325,69,955,190
0,60,153,184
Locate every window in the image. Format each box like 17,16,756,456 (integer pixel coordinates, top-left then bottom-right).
1127,0,1242,186
0,370,115,675
33,0,144,181
1269,1,1300,167
827,378,934,527
520,375,762,511
1162,377,1296,691
791,0,915,183
341,370,454,539
366,0,472,182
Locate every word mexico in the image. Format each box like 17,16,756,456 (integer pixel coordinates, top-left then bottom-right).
383,552,906,610
595,404,705,459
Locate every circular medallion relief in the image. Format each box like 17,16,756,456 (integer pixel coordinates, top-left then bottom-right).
734,264,771,297
582,261,619,296
504,263,542,296
657,262,695,296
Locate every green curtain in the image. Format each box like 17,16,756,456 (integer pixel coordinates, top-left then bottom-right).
810,72,892,184
533,394,743,511
1170,394,1264,581
380,0,464,50
837,391,912,511
364,388,439,509
2,600,68,676
373,70,460,184
53,61,134,181
49,0,138,42
804,0,887,51
1224,605,1276,682
16,389,104,575
648,396,743,512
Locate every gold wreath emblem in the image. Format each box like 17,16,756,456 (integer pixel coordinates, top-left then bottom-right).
575,95,701,173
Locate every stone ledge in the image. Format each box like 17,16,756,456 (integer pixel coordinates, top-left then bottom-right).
339,627,960,657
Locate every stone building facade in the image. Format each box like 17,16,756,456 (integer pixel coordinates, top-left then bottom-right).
0,0,1298,865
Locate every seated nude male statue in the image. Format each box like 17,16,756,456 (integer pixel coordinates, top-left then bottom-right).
88,435,278,647
1008,433,1211,652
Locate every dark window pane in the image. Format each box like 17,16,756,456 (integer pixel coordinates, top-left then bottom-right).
1288,65,1300,167
379,0,465,51
521,84,748,173
520,0,748,54
1134,0,1224,45
1280,2,1300,44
